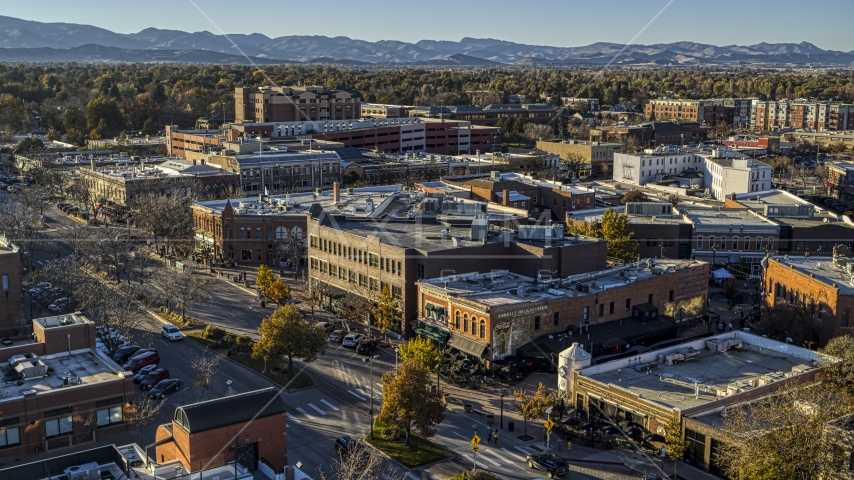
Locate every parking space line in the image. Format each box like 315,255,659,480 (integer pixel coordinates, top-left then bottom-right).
320,399,339,411
347,390,367,401
295,407,316,420
462,455,489,469
286,412,302,424
307,403,326,415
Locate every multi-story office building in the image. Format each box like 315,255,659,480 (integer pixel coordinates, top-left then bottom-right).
645,99,730,125
360,103,409,118
235,86,361,123
199,148,342,194
535,140,623,176
751,99,854,131
408,104,559,126
612,146,772,200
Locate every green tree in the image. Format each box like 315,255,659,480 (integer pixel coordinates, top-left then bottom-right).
397,337,442,373
371,286,400,334
85,96,125,138
256,265,274,298
0,94,26,142
723,278,739,304
378,359,446,445
141,117,158,136
821,335,854,394
663,416,686,461
599,208,637,262
252,305,327,379
513,382,554,435
12,137,45,155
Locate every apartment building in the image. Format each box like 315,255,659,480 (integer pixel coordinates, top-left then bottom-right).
751,99,854,131
235,86,361,123
535,139,623,176
645,99,734,125
307,204,608,337
0,235,24,327
0,313,134,457
417,259,708,366
828,162,854,202
360,103,409,118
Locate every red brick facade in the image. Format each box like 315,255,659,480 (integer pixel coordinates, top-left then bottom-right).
0,247,24,327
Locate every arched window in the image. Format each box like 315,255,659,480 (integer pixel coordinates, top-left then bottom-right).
226,227,233,239
455,311,461,329
227,245,234,260
479,320,485,339
291,226,304,240
275,226,287,240
471,317,477,335
463,314,469,333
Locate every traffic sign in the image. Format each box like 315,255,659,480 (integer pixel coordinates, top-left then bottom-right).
470,434,481,447
544,419,555,433
472,446,479,453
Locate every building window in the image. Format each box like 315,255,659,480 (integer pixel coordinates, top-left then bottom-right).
843,310,850,328
669,289,674,302
392,285,402,300
455,311,461,329
257,250,262,261
97,406,123,427
463,314,469,333
242,249,252,261
696,236,703,249
1,275,7,290
732,237,739,250
583,307,589,321
768,237,774,251
417,264,425,279
599,303,604,317
609,302,614,314
554,312,560,326
534,315,541,330
479,320,485,339
45,416,73,438
744,237,751,250
0,427,20,448
626,298,631,311
648,294,653,305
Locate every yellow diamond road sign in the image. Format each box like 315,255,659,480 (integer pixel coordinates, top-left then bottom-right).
544,419,555,431
470,434,481,446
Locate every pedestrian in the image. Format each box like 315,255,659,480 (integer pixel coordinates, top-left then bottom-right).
557,438,563,451
493,429,499,446
717,322,724,333
728,322,733,332
486,426,492,443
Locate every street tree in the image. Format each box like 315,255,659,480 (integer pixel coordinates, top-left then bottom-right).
378,359,446,446
265,278,290,306
717,383,854,480
191,349,221,400
397,337,442,373
820,335,854,394
755,302,832,349
0,194,48,277
162,268,211,324
252,305,327,379
663,416,686,461
595,208,638,262
371,286,400,335
256,265,274,298
323,439,402,480
275,233,306,278
513,382,554,435
292,282,323,321
131,395,167,448
561,153,587,180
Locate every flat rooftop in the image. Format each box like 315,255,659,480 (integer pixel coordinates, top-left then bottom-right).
685,208,779,229
771,255,854,296
194,185,402,217
583,332,823,412
0,350,123,400
420,259,705,304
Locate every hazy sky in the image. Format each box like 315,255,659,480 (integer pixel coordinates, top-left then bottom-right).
1,0,853,51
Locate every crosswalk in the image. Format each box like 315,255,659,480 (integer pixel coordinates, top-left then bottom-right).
288,397,342,422
328,359,384,404
450,428,529,472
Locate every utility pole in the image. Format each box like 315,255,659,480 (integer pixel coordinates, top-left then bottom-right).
363,355,379,438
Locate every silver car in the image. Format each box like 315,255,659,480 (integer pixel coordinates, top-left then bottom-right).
342,333,363,348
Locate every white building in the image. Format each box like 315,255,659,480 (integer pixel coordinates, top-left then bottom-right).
612,146,772,200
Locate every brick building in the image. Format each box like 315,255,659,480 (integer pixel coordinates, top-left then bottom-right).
644,98,750,126
308,210,607,337
0,313,134,457
686,208,780,271
764,251,854,343
751,99,854,132
408,104,558,126
534,140,623,176
155,387,288,472
416,259,708,367
235,85,360,124
0,235,24,327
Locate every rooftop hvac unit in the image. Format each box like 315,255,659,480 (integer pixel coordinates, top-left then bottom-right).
13,358,47,380
64,463,101,480
705,338,743,352
791,364,813,374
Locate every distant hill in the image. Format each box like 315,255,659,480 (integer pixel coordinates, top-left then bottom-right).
0,15,851,66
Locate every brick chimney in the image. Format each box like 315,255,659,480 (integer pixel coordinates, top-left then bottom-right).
333,182,340,204
502,189,510,206
729,193,737,201
227,128,239,142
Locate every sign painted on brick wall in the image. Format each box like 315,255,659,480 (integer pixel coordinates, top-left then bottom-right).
494,304,550,320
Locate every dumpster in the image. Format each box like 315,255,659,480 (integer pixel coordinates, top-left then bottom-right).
508,421,515,432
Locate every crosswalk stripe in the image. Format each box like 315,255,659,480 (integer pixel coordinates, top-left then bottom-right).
295,407,316,420
371,387,382,396
462,454,489,469
356,388,370,398
501,447,525,461
483,448,512,463
347,390,367,401
514,445,532,455
286,412,302,424
480,454,500,466
376,382,383,389
320,399,340,411
307,403,326,415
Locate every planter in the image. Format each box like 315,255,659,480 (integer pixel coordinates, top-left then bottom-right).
485,414,495,425
464,404,472,413
442,393,453,403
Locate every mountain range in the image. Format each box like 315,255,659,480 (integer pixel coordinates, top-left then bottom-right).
0,15,852,66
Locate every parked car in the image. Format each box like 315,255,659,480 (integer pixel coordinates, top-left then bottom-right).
47,297,75,313
161,324,184,341
123,350,161,373
140,368,170,390
149,378,181,399
317,322,335,334
133,364,159,384
329,330,346,343
342,334,363,348
356,339,378,355
335,436,370,466
112,345,141,364
526,454,569,478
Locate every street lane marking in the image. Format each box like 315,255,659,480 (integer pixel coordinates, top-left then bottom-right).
307,403,326,415
513,446,532,455
406,473,420,480
286,413,302,424
347,390,367,401
356,388,370,398
36,261,44,266
500,448,525,461
320,399,339,411
295,407,316,420
462,455,488,469
451,431,467,440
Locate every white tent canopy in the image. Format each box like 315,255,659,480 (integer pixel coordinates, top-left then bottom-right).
713,268,733,279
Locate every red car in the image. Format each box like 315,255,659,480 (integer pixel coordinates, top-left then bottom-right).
139,367,170,390
123,350,160,373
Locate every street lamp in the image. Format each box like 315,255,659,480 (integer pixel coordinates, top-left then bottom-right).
499,394,505,429
394,347,399,370
677,307,685,340
363,355,380,438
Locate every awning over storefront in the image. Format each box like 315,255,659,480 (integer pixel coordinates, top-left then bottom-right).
415,322,450,344
448,334,489,358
